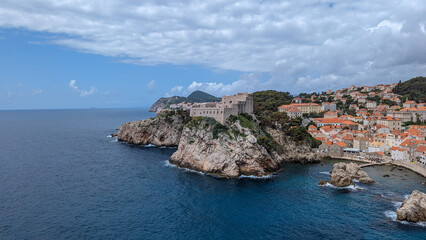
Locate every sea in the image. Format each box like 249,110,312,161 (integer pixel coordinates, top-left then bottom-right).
0,108,425,240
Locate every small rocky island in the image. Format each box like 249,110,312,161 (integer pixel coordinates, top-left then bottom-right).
118,91,320,178
319,162,375,187
396,190,426,223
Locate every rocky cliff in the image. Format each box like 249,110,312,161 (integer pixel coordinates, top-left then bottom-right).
396,190,426,223
118,111,190,146
319,162,375,187
169,116,285,178
118,112,319,178
265,127,318,163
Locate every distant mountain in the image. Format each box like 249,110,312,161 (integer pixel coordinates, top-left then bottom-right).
393,76,426,103
148,91,220,112
187,90,221,103
148,96,187,112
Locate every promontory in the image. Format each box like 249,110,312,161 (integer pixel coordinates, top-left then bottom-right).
118,91,320,178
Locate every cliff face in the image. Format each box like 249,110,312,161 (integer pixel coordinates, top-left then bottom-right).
118,111,190,147
169,117,283,178
265,127,319,163
397,190,426,223
118,112,319,178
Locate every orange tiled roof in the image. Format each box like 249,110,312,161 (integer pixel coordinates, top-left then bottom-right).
343,135,354,140
416,145,426,153
291,103,320,106
336,142,347,147
308,125,317,130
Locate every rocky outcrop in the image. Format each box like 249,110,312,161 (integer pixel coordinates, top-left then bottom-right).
169,117,284,178
319,162,375,187
396,190,426,223
118,111,190,147
119,112,319,178
265,127,319,163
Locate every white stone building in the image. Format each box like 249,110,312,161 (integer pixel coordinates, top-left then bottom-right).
190,93,253,124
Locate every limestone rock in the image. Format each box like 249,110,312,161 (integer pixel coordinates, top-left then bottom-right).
396,190,426,223
264,127,319,163
118,111,189,147
319,162,375,187
169,117,283,178
119,112,319,178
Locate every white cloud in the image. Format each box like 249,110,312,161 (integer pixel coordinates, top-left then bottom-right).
1,1,425,93
69,80,97,96
31,89,42,95
7,90,12,97
146,80,155,92
368,20,403,34
167,72,268,97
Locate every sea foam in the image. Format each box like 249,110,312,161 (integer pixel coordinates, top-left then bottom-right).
239,174,273,179
319,182,364,191
384,210,426,227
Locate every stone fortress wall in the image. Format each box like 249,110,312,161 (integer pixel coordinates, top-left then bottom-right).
190,93,254,124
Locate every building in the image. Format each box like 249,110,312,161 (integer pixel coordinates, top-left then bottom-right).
292,97,302,103
391,147,410,161
190,93,253,124
321,102,337,112
279,103,321,114
353,137,370,151
387,110,414,123
366,101,377,109
377,117,402,131
403,100,417,108
368,142,388,153
414,146,426,162
324,111,338,119
278,105,302,118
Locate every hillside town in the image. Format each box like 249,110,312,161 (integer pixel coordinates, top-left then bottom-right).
154,80,426,173
278,83,426,171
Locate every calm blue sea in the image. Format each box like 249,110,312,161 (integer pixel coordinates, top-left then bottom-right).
0,108,425,240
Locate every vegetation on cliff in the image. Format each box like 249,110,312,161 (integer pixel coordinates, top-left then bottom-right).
253,90,293,117
187,90,221,103
253,91,311,145
148,90,220,112
118,109,190,147
148,96,187,112
393,76,426,103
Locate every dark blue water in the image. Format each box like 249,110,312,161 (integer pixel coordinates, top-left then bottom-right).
0,109,425,239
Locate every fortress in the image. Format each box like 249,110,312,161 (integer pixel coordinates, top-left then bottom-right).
190,93,254,124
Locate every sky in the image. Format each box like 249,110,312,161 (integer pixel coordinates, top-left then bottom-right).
0,0,425,109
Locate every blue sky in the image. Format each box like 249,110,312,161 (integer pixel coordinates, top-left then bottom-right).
1,1,425,110
0,29,243,109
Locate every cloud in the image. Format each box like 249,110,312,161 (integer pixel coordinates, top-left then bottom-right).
31,89,42,95
167,72,267,97
7,90,12,97
69,80,97,96
146,80,155,92
1,1,426,93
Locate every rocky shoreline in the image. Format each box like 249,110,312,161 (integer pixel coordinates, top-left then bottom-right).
328,156,426,178
118,111,319,178
396,190,426,223
319,162,375,187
